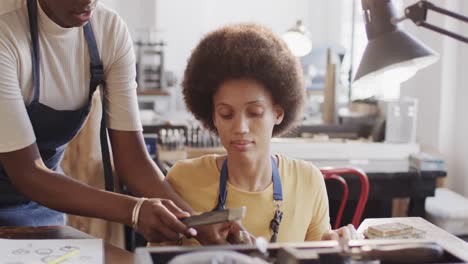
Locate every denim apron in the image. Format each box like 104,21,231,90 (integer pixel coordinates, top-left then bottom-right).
214,157,284,242
0,0,113,226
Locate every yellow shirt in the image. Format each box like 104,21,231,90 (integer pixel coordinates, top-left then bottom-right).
165,154,330,244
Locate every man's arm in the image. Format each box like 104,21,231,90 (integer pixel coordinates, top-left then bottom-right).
0,143,135,225
0,143,194,242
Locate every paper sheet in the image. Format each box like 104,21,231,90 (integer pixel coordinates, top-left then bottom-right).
0,239,103,264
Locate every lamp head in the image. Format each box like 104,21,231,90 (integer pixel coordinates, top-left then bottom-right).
354,0,438,86
282,20,312,57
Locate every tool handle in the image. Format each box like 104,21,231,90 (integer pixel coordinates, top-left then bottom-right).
181,210,229,227
181,207,245,227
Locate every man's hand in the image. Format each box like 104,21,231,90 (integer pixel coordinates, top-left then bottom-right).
136,198,197,242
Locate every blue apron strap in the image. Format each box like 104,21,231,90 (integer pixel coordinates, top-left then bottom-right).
270,156,283,242
215,159,229,211
271,156,283,202
215,156,283,241
26,0,40,103
215,157,283,210
83,22,114,192
83,23,104,100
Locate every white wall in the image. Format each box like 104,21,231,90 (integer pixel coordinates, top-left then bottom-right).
107,0,344,77
450,0,468,196
107,0,346,110
157,0,344,77
101,0,158,38
401,0,468,196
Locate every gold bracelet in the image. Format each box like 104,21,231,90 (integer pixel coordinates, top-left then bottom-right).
132,197,148,230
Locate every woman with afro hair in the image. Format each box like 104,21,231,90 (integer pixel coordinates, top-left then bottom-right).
164,23,356,245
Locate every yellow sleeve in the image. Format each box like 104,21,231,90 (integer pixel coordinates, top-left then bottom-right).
164,161,189,195
305,165,331,241
164,162,182,186
158,162,203,246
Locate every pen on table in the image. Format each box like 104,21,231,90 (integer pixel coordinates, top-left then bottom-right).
47,249,80,264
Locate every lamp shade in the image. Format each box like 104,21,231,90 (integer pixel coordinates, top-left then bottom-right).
282,20,312,57
354,0,439,86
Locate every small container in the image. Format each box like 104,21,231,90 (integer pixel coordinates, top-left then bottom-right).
380,97,418,143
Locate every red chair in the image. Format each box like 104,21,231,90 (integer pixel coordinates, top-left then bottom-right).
320,168,369,229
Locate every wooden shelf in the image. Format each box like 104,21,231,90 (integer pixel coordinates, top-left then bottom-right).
186,147,226,159
157,147,226,162
137,89,170,96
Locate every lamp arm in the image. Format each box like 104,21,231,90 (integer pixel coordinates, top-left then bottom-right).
426,2,468,23
403,0,468,44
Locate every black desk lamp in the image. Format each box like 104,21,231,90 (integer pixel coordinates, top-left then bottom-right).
397,1,468,44
354,0,467,86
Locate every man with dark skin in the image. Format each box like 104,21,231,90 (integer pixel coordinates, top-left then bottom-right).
0,0,238,244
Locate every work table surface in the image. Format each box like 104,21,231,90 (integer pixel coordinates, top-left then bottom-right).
2,217,467,263
358,217,468,262
0,225,134,264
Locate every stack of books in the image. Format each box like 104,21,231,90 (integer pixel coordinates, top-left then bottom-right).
409,152,445,171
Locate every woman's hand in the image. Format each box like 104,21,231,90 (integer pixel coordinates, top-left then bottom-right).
194,221,256,245
227,221,256,244
136,198,197,242
193,222,231,245
321,224,361,241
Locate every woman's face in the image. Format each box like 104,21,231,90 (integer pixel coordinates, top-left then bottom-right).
39,0,98,28
213,79,284,161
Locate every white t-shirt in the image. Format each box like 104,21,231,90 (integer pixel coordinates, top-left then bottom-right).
0,0,142,153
